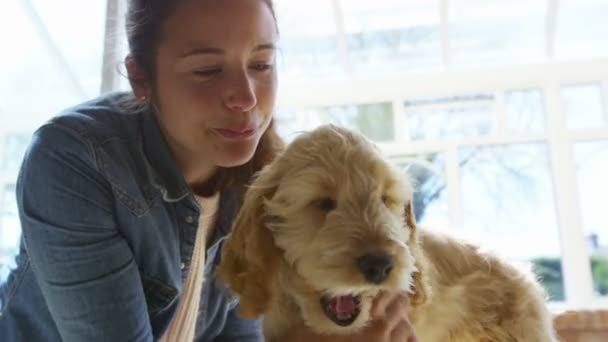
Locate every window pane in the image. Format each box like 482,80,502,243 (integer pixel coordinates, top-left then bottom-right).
0,184,19,285
341,0,442,76
302,103,394,142
459,143,564,300
449,0,546,67
274,108,300,143
574,140,608,297
561,83,606,130
29,0,107,96
274,0,344,81
391,153,449,230
0,1,83,125
555,0,608,60
505,89,546,133
0,1,106,285
2,134,31,178
405,94,494,140
0,1,105,110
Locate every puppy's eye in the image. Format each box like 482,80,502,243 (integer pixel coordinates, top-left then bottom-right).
382,195,393,206
382,194,396,208
316,197,337,211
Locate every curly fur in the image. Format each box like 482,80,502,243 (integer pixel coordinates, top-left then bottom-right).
217,124,558,342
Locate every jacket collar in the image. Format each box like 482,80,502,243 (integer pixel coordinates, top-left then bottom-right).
141,108,190,202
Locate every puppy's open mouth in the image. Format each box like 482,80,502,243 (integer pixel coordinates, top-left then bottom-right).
320,294,361,326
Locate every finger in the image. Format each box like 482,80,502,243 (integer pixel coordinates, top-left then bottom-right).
390,322,408,340
408,327,419,342
370,291,397,318
389,317,417,341
384,295,410,332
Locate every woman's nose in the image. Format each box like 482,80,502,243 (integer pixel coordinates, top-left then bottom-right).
224,70,257,112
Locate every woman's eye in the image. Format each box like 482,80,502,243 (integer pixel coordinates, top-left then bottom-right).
316,198,337,212
192,68,222,77
250,63,272,71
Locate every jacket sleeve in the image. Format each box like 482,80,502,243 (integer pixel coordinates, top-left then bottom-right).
214,302,263,342
17,123,153,342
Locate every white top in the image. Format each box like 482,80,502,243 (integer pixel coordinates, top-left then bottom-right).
161,192,220,342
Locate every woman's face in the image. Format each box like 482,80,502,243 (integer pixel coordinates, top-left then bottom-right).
153,0,278,169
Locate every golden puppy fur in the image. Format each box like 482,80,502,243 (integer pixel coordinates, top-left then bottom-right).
217,124,558,342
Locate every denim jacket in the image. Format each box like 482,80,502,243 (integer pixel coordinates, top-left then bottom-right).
0,92,262,341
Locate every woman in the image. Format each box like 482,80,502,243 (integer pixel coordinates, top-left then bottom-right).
0,0,416,341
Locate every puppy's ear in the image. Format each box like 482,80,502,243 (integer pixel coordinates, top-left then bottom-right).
405,202,430,307
405,202,417,237
217,164,283,320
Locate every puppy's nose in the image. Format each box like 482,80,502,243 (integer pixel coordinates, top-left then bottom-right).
357,253,394,284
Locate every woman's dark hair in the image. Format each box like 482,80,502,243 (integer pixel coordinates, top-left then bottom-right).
124,0,283,191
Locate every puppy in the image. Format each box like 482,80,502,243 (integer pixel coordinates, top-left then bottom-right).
217,124,558,342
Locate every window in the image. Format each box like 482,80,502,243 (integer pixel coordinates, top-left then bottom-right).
574,140,608,297
504,89,546,134
379,89,571,300
279,78,608,305
561,83,606,130
555,0,608,60
2,134,32,177
274,0,344,81
448,0,546,67
341,0,442,76
393,153,450,231
0,184,18,285
274,108,300,143
0,0,106,284
460,143,564,299
301,102,395,142
404,94,494,140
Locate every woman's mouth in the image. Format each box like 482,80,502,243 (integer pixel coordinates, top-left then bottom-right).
214,128,256,140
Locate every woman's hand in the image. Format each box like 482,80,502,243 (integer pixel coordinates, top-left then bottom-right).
283,291,417,342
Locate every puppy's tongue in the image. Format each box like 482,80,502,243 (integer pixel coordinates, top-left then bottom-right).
330,295,357,316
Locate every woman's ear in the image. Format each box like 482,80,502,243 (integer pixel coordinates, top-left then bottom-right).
124,55,150,100
217,164,283,319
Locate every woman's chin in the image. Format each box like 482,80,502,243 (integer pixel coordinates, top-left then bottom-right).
215,145,257,168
